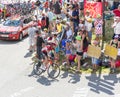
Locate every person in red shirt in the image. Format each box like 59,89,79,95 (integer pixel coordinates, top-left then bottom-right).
44,0,49,12
113,4,120,17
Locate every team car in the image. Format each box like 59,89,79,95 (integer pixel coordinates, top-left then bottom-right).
0,15,36,40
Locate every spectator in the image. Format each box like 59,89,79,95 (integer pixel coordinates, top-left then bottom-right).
79,0,84,10
91,36,100,73
113,4,120,17
79,19,85,31
65,40,72,69
47,8,54,32
109,35,119,73
56,20,63,36
36,30,45,59
85,11,91,28
35,0,41,7
78,30,89,59
53,1,61,16
112,16,120,41
72,5,79,36
111,0,120,10
85,18,93,44
73,35,84,73
41,13,49,31
28,25,37,52
65,23,73,41
44,0,49,12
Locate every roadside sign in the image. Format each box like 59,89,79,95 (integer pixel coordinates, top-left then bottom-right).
87,45,101,59
104,44,118,60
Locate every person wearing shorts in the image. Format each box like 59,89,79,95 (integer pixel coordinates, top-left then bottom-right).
65,40,72,69
73,35,84,73
92,57,100,72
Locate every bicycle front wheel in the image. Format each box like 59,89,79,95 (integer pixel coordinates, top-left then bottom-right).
47,63,60,79
33,62,43,75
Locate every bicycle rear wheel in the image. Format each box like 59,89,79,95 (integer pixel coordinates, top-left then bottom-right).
47,63,60,79
33,62,43,75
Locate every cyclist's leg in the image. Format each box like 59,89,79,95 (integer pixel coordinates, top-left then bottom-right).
36,46,42,59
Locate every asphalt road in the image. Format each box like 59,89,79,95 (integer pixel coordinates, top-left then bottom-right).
0,37,120,97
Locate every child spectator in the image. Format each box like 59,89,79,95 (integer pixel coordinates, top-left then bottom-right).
65,40,72,69
91,36,100,73
79,19,85,31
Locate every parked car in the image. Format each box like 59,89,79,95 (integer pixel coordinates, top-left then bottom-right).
0,15,35,40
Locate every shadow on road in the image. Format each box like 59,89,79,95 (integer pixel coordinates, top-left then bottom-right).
0,36,27,45
37,76,59,86
60,71,69,79
0,40,19,45
86,66,115,95
28,70,38,78
68,73,81,84
28,69,59,86
24,51,33,58
103,74,120,84
60,70,81,84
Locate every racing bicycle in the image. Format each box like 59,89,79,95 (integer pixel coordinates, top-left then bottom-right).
32,52,60,79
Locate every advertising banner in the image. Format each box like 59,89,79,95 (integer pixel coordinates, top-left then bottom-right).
84,1,102,18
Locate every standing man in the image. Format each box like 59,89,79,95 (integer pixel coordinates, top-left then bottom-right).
53,0,61,17
36,30,45,59
72,4,79,36
41,13,49,31
85,18,93,44
28,25,37,52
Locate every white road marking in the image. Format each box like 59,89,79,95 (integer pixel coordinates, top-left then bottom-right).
10,87,34,97
72,87,89,97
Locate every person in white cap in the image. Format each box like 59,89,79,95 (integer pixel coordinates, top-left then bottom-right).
112,16,120,41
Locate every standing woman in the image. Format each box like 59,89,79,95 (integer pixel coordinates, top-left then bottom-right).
109,35,119,73
73,35,84,73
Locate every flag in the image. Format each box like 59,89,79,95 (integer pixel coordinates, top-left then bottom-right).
94,19,103,35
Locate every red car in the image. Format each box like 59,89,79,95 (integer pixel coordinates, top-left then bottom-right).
0,15,35,40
